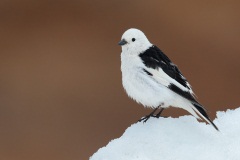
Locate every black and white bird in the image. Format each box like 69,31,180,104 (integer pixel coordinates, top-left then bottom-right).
119,28,218,131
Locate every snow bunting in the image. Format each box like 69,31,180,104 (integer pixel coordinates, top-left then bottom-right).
119,28,218,131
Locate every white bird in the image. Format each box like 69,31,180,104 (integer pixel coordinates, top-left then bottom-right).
119,28,218,131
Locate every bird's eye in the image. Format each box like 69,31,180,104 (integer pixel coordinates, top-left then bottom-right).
132,38,136,42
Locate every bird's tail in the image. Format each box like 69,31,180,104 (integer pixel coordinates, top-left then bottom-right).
191,103,219,131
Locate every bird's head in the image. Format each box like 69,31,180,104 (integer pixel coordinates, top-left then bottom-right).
119,28,152,55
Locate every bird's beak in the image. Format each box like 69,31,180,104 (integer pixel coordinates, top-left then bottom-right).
118,39,127,46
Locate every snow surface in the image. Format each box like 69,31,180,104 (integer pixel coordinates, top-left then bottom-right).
90,107,240,160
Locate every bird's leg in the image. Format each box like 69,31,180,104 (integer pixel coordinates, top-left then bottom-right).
155,108,164,118
138,107,159,123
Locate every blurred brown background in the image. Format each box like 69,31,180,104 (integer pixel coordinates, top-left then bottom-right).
0,0,240,160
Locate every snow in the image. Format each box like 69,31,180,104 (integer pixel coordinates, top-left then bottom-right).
90,107,240,160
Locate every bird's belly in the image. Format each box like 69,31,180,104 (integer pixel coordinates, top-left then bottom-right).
122,71,173,108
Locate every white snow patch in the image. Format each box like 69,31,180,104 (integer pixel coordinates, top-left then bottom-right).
90,107,240,160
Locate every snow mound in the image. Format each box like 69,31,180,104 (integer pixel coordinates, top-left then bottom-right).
90,107,240,160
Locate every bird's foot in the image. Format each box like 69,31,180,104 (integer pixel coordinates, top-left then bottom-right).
138,107,165,123
138,114,157,123
138,115,167,123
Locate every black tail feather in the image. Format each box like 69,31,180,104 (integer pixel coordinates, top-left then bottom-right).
192,103,219,131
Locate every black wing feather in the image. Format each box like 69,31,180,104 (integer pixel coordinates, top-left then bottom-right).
139,45,197,102
139,45,189,89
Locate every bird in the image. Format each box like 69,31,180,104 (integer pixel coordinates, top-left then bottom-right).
119,28,218,131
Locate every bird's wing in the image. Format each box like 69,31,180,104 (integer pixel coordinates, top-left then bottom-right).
139,45,197,103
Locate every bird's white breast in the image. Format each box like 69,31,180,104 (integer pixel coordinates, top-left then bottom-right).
121,52,175,108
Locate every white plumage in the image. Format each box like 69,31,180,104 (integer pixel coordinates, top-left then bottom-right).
119,28,218,130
